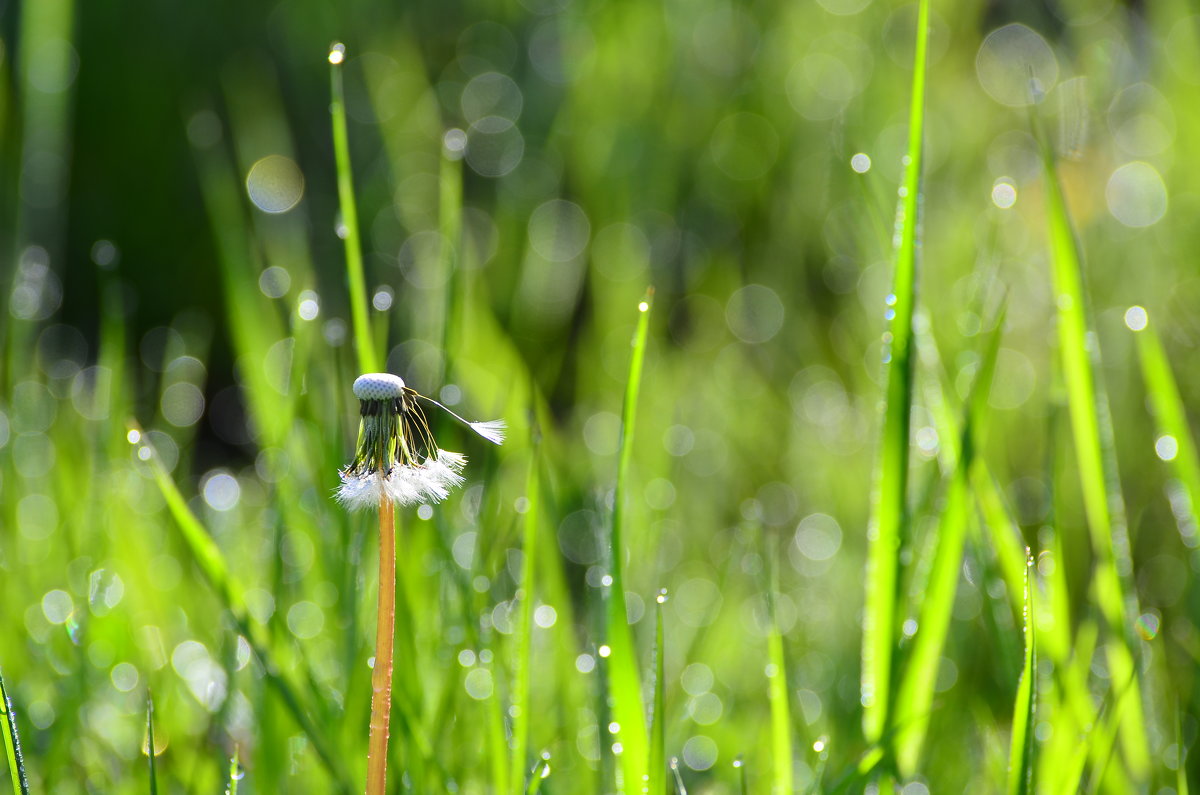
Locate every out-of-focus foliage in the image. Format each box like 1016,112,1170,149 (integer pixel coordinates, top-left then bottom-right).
0,0,1197,791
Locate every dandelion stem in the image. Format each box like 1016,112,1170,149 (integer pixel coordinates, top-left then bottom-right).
366,485,396,795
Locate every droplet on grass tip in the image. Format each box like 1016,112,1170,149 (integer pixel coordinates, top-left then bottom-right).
1124,305,1148,331
328,42,346,65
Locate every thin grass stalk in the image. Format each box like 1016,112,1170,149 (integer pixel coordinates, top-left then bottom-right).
366,494,396,795
0,669,29,795
1007,552,1036,795
130,422,350,788
606,290,654,791
894,309,1003,774
329,43,378,374
510,449,541,795
147,693,158,795
1131,313,1200,547
228,747,241,795
1036,121,1148,779
862,0,929,749
766,550,794,795
647,591,667,795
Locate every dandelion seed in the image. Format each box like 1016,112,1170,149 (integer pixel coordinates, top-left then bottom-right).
336,372,504,510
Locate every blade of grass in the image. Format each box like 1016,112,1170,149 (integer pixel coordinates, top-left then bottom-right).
1036,115,1149,779
328,42,378,374
734,756,747,795
228,747,241,795
147,693,158,795
862,0,929,749
128,422,350,790
605,289,654,791
647,590,667,795
1129,309,1200,547
0,668,29,795
894,308,1004,775
1007,551,1036,795
510,446,541,795
766,551,794,795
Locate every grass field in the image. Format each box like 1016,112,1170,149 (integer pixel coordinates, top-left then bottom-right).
1,0,1198,791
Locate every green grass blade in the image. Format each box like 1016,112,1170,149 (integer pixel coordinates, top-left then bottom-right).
1007,551,1036,795
1130,310,1200,546
510,447,541,795
767,552,794,795
147,693,158,795
894,312,1003,774
605,289,654,791
328,42,378,374
228,747,241,795
1037,119,1148,779
647,591,667,795
734,756,747,795
862,0,929,747
0,669,29,795
129,423,350,789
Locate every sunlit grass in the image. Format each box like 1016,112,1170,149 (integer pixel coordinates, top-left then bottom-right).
2,0,1198,792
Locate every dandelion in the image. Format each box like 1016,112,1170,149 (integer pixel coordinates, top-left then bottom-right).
339,371,503,795
337,372,504,510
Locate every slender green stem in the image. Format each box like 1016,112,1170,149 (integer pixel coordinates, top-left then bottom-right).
510,448,540,795
228,747,241,795
766,551,794,795
862,0,929,749
647,591,667,795
606,289,654,791
329,43,378,374
147,693,158,795
1007,552,1037,795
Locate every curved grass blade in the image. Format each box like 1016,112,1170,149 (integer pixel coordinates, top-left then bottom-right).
128,422,350,790
329,42,378,374
0,669,29,795
1007,551,1036,795
894,308,1004,775
1035,111,1148,779
510,446,541,795
862,0,929,748
1130,310,1200,547
606,289,654,791
147,693,158,795
766,552,794,795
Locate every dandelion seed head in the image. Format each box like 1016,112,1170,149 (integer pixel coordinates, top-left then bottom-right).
353,372,406,400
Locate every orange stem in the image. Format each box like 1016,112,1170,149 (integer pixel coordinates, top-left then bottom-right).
366,493,395,794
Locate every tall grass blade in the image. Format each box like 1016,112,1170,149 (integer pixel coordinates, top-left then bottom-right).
605,290,654,791
0,669,29,795
128,423,350,789
862,0,929,747
510,446,541,795
766,552,794,795
1036,114,1148,779
894,309,1004,775
147,693,158,795
1007,552,1036,795
647,591,667,795
1130,311,1200,546
328,42,378,374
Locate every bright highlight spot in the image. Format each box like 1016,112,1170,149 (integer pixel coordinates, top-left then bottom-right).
328,43,346,65
991,179,1017,208
850,153,871,173
1156,435,1179,462
1124,305,1148,331
246,155,305,214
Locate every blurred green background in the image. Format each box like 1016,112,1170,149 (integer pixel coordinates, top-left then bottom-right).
1,0,1198,791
